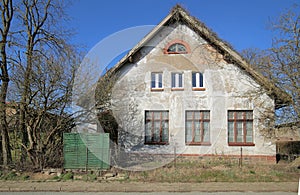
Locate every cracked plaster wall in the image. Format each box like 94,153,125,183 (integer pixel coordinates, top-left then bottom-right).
111,24,276,156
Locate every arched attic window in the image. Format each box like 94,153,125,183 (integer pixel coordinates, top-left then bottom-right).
164,40,190,54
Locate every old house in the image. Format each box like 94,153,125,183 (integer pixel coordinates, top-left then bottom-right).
106,5,291,167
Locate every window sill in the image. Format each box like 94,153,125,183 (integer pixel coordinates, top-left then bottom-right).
145,142,169,145
228,142,255,146
164,51,188,54
192,87,206,91
186,142,211,146
151,88,164,92
171,88,184,91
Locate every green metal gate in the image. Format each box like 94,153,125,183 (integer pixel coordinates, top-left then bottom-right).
63,133,110,169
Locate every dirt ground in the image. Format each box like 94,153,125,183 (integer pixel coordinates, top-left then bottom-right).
0,181,298,192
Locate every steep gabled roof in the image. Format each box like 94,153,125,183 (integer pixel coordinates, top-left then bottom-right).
110,5,291,108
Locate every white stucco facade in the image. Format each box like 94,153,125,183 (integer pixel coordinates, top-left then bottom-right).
110,23,276,158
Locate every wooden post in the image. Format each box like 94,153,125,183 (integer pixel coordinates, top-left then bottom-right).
174,145,176,168
239,147,243,168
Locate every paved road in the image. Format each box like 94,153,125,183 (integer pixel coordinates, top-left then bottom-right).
0,192,297,195
0,181,298,192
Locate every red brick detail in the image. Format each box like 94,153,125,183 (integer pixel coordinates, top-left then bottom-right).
178,153,276,163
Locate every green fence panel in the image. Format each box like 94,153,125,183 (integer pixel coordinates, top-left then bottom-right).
63,133,110,169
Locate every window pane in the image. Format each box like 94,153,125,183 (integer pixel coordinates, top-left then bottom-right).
192,73,196,87
177,44,186,52
237,112,243,119
167,44,177,52
154,121,160,142
237,122,243,134
194,122,200,142
246,121,253,134
194,111,200,120
162,111,168,120
237,122,243,142
203,111,210,120
178,73,183,87
162,121,169,142
199,73,203,87
228,121,234,142
228,111,234,120
153,112,161,120
186,121,192,142
246,121,253,143
246,135,253,142
145,121,152,142
237,135,243,142
145,111,152,120
246,111,253,119
151,73,156,88
158,73,162,88
203,122,210,142
186,111,193,120
171,73,175,88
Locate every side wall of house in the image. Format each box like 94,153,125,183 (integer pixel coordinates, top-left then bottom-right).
111,24,276,157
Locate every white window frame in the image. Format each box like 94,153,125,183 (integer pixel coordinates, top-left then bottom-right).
192,72,205,91
171,72,184,90
151,72,163,91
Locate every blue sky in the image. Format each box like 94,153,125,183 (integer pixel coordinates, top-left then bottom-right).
67,0,298,53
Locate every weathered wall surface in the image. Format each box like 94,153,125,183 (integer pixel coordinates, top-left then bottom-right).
111,24,276,156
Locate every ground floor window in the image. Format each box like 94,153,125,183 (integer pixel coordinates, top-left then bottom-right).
145,110,169,145
228,110,254,146
185,110,210,145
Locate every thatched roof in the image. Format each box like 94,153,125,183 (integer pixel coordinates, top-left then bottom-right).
110,5,292,108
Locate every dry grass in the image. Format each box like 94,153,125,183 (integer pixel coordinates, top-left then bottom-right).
123,157,300,182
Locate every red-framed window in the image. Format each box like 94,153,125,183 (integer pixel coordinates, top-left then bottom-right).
145,110,169,145
228,110,254,146
185,110,210,145
163,40,190,54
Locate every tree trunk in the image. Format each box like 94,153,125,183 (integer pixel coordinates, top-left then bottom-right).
0,41,12,166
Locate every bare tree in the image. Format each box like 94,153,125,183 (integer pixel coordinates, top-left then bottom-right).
95,69,119,143
0,0,13,166
6,0,79,169
242,4,299,124
13,50,78,169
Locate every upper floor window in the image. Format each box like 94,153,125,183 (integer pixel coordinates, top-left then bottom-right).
192,72,205,91
151,72,163,91
228,110,254,146
164,40,190,54
171,72,184,90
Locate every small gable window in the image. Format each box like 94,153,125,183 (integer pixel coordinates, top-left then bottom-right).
168,43,186,53
164,40,190,54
